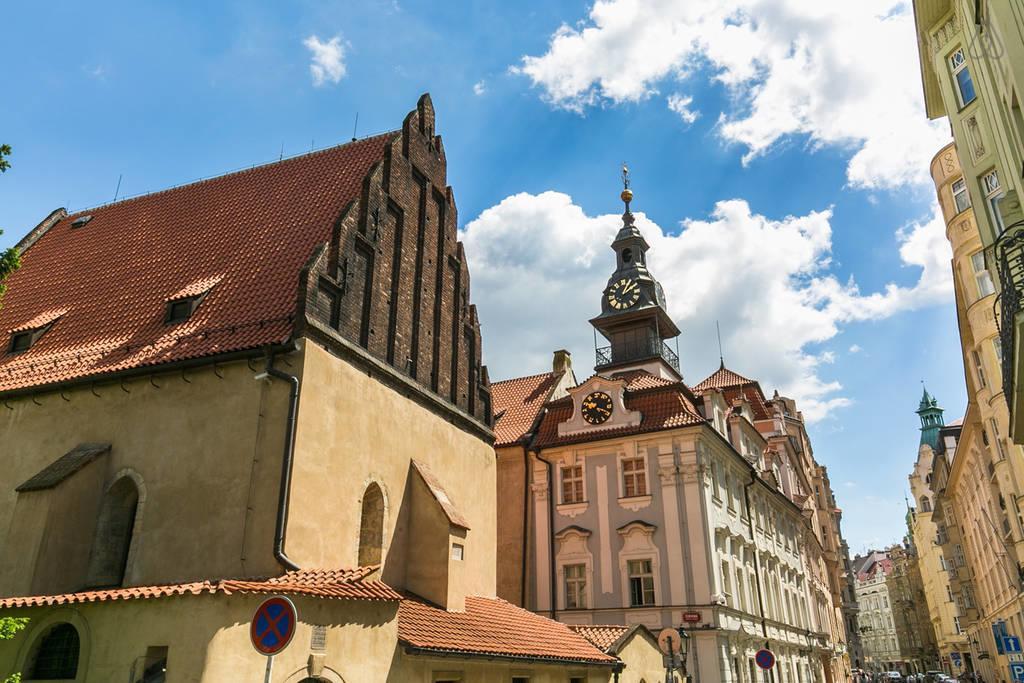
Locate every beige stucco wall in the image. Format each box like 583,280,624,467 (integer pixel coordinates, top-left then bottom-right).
285,339,497,600
0,356,290,595
496,444,528,606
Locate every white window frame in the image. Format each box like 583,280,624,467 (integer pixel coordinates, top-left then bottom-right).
973,349,988,388
627,558,657,607
618,522,662,610
990,418,1008,460
559,461,586,505
983,169,1006,233
563,562,588,610
555,528,594,612
971,250,995,299
949,48,976,107
952,177,972,213
619,451,648,499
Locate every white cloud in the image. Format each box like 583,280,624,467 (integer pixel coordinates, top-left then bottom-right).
463,192,951,421
473,80,487,96
849,344,862,354
303,35,347,87
667,93,699,125
513,0,950,189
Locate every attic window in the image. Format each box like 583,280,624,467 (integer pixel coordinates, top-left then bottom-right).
165,295,205,324
7,312,64,355
71,215,93,229
9,325,52,354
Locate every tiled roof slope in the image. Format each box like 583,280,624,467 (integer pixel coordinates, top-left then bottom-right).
692,364,755,391
16,442,110,492
398,596,616,665
491,372,560,446
0,566,401,608
534,370,705,448
693,364,771,420
0,133,395,395
570,625,630,652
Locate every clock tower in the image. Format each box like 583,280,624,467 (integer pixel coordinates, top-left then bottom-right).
589,167,681,380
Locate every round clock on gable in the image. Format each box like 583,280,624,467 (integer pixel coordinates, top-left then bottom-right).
581,391,614,425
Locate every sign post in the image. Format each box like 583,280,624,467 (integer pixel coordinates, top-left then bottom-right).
251,595,298,683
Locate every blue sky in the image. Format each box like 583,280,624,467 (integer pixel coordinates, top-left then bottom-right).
0,0,966,552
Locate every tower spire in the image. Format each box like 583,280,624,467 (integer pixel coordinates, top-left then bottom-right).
916,382,944,449
621,163,632,213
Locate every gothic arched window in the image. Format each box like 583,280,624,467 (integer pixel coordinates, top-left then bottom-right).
86,475,140,587
358,482,385,566
28,622,80,680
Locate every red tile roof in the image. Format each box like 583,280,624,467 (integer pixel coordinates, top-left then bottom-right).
491,371,561,447
398,596,616,665
570,625,630,652
0,566,401,608
0,134,395,395
693,365,771,420
534,373,705,448
608,369,676,391
692,364,755,391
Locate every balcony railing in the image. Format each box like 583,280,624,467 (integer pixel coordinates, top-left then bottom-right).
994,220,1024,404
596,338,680,373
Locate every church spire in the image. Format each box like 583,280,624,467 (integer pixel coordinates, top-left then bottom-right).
916,383,944,449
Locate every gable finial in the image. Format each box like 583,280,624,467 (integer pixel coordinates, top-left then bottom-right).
620,163,633,212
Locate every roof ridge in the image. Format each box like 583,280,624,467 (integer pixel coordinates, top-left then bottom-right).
64,130,399,219
491,370,557,386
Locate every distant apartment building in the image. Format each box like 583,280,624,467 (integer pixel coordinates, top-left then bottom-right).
855,552,901,673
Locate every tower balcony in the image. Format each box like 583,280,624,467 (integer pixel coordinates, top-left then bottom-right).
595,338,679,374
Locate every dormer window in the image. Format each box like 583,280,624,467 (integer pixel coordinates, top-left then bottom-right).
165,295,205,324
7,309,65,355
163,276,221,325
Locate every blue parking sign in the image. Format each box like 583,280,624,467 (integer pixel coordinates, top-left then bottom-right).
1007,637,1023,654
1009,663,1024,682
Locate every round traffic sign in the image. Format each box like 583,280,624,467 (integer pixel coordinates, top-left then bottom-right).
658,628,684,656
756,649,776,670
251,596,298,656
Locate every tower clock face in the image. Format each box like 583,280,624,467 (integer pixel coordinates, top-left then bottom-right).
607,278,641,310
581,391,614,425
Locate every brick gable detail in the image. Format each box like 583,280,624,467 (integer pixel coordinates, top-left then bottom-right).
299,95,492,428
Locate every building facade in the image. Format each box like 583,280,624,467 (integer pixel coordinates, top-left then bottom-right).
887,539,941,674
493,181,858,683
912,0,1024,442
854,552,901,673
0,95,663,682
909,388,971,674
918,140,1024,683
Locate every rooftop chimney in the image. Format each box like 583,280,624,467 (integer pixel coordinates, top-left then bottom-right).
552,349,572,374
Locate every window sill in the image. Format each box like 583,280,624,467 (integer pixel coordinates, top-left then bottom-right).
557,501,589,518
618,494,652,511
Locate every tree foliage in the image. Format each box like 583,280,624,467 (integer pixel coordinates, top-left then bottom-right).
0,143,20,307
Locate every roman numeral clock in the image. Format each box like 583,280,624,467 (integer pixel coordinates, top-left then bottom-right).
607,278,641,310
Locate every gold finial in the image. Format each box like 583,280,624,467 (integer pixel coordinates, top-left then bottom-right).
620,163,633,205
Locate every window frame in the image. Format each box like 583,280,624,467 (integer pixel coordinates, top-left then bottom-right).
952,177,972,214
982,169,1006,233
949,47,977,107
563,562,588,610
620,453,648,499
971,250,996,299
972,348,988,388
627,558,656,607
559,462,585,505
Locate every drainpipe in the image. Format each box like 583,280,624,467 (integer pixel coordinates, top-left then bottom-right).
257,350,301,572
744,475,771,649
520,447,531,607
543,453,556,618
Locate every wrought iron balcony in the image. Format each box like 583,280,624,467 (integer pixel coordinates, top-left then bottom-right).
596,338,679,373
995,220,1024,406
